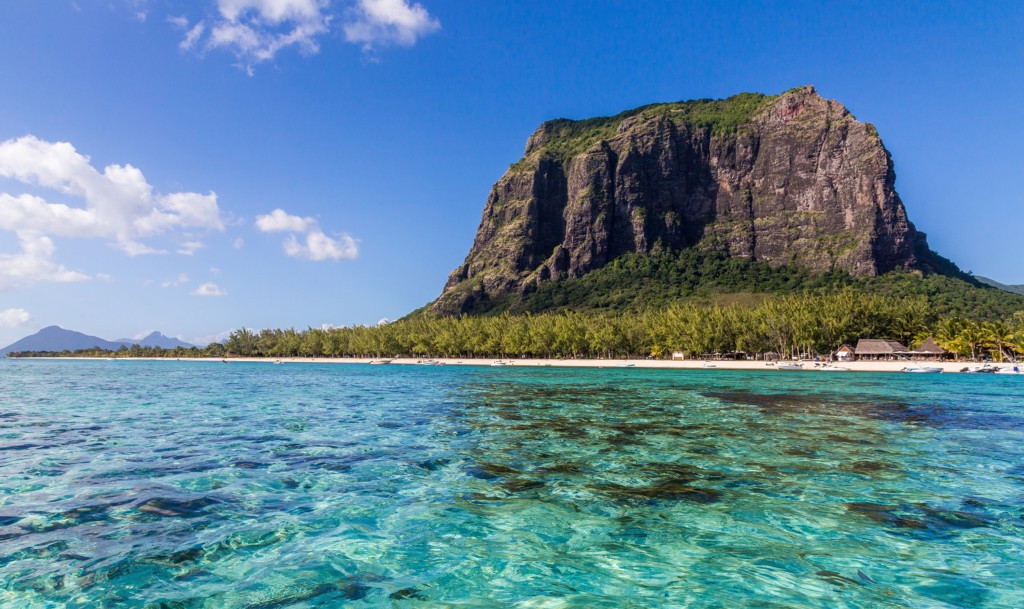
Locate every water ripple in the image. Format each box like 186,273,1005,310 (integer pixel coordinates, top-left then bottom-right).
0,361,1022,607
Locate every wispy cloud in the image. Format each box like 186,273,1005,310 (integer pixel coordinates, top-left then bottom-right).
189,328,234,346
0,308,31,328
161,273,190,288
173,1,439,71
192,281,227,297
0,134,224,289
343,0,440,50
174,0,332,73
177,240,205,255
256,207,358,261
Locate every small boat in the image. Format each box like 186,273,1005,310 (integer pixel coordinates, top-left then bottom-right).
620,362,636,368
819,365,851,371
963,364,998,374
369,359,392,365
902,366,943,373
490,360,509,367
995,365,1022,375
775,363,804,371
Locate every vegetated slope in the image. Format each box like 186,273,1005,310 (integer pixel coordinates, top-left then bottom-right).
975,276,1024,296
445,249,1024,322
432,85,951,316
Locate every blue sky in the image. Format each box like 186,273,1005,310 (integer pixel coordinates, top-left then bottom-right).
0,0,1022,347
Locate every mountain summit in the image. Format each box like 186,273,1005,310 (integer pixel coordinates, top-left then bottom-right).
432,86,953,315
2,327,194,355
115,332,195,350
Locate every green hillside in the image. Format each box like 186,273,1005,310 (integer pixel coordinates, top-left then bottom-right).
435,250,1024,322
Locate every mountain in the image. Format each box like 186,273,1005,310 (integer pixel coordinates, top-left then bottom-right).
115,332,195,349
1,326,130,355
975,276,1024,296
431,86,960,316
2,327,195,356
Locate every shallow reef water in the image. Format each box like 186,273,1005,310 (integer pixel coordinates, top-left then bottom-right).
1,360,1023,607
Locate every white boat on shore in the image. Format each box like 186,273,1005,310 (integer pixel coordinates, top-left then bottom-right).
775,363,804,371
902,366,943,374
963,364,999,374
995,365,1022,375
818,365,851,371
369,359,392,365
490,360,509,367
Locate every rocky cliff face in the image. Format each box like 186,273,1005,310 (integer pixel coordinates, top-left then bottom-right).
433,86,938,315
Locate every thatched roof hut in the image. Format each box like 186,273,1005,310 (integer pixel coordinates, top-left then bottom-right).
854,339,910,359
911,337,952,359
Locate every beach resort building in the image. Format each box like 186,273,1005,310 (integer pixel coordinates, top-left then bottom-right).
911,337,953,360
852,339,911,361
834,345,855,361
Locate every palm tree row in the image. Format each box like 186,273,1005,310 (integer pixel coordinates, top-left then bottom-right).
13,291,1021,361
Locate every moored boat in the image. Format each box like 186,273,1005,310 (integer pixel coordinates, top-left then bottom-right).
962,364,999,374
905,364,942,374
775,363,804,371
995,365,1022,375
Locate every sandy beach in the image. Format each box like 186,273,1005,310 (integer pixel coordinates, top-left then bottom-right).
37,356,1021,374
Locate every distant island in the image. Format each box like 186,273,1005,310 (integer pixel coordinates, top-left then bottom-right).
7,87,1023,363
1,327,195,357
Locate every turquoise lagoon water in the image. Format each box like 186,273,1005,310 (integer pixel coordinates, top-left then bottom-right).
1,360,1022,608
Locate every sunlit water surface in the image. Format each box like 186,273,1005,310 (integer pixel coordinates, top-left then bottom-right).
1,360,1023,608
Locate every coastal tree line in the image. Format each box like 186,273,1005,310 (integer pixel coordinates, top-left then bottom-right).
12,291,1024,361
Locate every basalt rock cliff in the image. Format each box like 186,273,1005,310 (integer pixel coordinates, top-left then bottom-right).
432,86,946,315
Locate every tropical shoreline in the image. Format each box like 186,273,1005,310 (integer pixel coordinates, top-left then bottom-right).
18,356,1020,374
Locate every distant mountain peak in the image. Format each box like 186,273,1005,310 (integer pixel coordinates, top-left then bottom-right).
2,327,195,355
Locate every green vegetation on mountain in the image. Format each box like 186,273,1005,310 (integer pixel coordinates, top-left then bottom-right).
533,91,776,161
424,249,1024,323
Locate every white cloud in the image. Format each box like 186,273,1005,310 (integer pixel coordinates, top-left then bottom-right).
181,21,206,51
255,208,314,233
96,273,115,283
210,266,222,275
284,228,358,261
177,240,205,255
0,232,91,291
343,0,440,50
0,308,31,328
189,328,234,346
183,0,333,72
192,282,227,297
0,135,224,280
174,0,439,70
233,237,246,249
255,207,358,261
161,273,190,288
